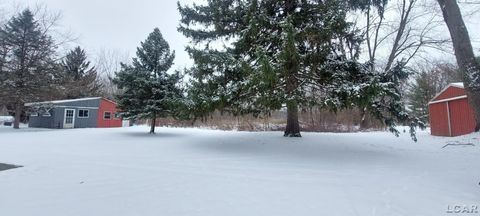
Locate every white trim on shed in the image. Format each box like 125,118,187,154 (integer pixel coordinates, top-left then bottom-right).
428,95,468,105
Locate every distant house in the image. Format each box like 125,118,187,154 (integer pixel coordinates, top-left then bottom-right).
0,116,14,126
428,83,477,137
25,97,122,129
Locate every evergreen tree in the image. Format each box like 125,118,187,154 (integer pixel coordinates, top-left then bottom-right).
59,46,102,99
407,63,463,124
0,9,57,129
179,0,422,138
407,71,438,123
113,28,183,134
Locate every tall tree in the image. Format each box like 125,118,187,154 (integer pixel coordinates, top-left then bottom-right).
179,0,357,137
357,0,448,129
436,0,480,131
0,9,57,129
60,46,102,99
113,28,183,134
178,0,422,138
408,71,440,123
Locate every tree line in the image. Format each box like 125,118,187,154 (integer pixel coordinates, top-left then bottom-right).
0,9,103,128
1,0,479,140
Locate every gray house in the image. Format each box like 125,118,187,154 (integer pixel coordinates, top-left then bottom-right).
25,97,123,129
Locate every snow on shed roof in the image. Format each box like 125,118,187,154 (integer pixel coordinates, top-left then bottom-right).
24,97,102,106
450,82,464,88
429,83,466,104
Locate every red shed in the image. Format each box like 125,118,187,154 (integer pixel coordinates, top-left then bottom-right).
428,83,477,137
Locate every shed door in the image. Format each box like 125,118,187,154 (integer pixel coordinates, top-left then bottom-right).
63,109,75,129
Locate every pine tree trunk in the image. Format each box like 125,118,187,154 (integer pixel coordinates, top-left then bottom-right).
437,0,480,131
13,104,21,129
284,59,301,137
150,113,156,134
284,100,301,137
359,108,370,130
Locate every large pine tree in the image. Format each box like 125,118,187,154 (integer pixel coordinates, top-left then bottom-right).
0,9,57,129
178,0,422,138
114,28,183,134
59,46,102,99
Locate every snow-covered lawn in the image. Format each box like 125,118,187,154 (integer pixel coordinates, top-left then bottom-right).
0,126,479,216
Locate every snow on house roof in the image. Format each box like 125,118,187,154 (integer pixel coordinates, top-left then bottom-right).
24,97,102,106
0,116,14,121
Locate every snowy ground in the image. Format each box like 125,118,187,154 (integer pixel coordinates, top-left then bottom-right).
0,126,479,216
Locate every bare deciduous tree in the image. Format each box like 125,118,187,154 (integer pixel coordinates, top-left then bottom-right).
357,0,449,128
437,0,480,131
94,48,130,99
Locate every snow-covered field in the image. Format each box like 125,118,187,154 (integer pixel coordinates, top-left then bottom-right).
0,126,479,216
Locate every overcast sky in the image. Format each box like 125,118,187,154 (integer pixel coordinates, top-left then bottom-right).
3,0,480,71
10,0,194,70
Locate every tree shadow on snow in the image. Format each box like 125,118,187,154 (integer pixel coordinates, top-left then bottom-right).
190,133,401,165
0,163,22,172
121,131,187,139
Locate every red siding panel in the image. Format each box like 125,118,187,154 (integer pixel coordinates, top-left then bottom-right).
97,99,122,128
429,85,477,137
429,102,450,136
432,87,466,101
449,98,476,136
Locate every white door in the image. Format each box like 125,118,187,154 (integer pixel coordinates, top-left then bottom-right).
63,109,75,129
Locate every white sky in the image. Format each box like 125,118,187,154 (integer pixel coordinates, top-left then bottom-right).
2,0,480,71
6,0,194,70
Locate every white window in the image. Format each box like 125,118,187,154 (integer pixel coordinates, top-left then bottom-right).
30,112,38,117
78,109,89,118
104,112,112,120
42,112,51,117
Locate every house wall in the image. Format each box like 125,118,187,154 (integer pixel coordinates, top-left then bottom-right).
28,109,56,128
50,107,99,128
55,99,101,128
97,99,122,128
29,98,102,129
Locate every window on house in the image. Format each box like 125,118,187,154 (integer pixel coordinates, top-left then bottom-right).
42,112,51,117
78,109,89,118
104,112,112,120
30,112,38,117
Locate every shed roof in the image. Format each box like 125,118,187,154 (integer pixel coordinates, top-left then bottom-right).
25,97,102,106
429,83,466,105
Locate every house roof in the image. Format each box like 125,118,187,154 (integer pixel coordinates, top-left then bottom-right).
25,97,102,106
429,83,466,105
0,116,14,121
